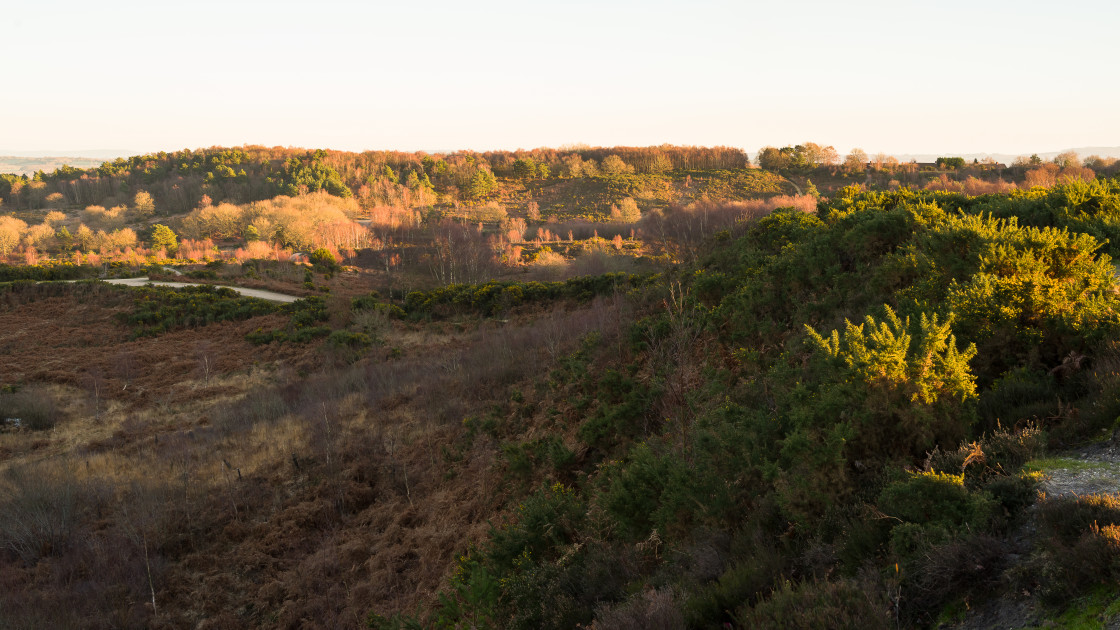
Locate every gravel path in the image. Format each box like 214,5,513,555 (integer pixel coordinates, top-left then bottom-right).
102,277,301,303
1038,441,1120,497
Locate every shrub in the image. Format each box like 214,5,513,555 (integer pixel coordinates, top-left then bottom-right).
878,471,997,533
577,369,658,450
351,294,405,319
903,535,1008,623
878,471,1001,564
501,437,575,483
438,487,616,630
1037,493,1120,545
326,330,372,363
592,587,684,630
926,423,1044,488
0,385,62,431
748,207,825,254
1034,494,1120,601
0,262,102,282
975,369,1058,433
981,473,1040,520
246,296,332,344
684,544,788,627
404,273,651,318
973,423,1045,476
310,247,339,273
486,483,586,573
351,308,395,337
123,284,277,336
0,462,81,565
327,330,371,349
734,578,890,630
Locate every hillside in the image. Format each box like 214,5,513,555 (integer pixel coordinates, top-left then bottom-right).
6,143,1103,221
0,155,107,177
5,148,1120,627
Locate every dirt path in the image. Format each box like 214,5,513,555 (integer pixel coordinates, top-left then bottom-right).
1037,440,1120,497
102,277,301,303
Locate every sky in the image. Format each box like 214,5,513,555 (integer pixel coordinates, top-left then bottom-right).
2,0,1118,158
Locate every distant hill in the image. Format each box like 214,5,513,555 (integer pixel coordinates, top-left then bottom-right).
0,155,113,176
0,149,133,159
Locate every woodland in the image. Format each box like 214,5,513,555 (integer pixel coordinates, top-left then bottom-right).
2,143,1120,628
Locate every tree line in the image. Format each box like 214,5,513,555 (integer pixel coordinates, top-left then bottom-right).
0,145,755,214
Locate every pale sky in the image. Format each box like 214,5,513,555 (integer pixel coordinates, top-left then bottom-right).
2,0,1118,158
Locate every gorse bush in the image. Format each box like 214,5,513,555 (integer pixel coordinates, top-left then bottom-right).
404,273,652,317
0,262,103,281
404,181,1120,626
121,284,278,337
926,423,1045,486
879,471,979,528
351,293,406,319
802,306,978,461
245,296,331,344
889,212,1120,378
118,283,331,344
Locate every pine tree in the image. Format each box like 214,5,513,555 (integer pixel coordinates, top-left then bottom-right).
151,224,178,255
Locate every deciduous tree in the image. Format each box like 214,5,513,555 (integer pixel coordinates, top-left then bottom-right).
758,147,788,171
1053,151,1081,169
844,149,868,173
134,190,155,218
0,216,27,256
616,197,641,223
600,155,633,176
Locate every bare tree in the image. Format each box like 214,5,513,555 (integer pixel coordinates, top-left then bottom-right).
83,367,106,420
427,219,498,285
1053,151,1081,169
845,148,869,173
194,341,215,385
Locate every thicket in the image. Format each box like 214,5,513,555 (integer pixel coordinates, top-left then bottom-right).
379,178,1120,628
244,296,331,344
101,281,338,345
402,273,654,318
121,285,278,337
0,262,146,281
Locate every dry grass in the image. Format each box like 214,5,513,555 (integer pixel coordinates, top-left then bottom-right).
0,278,640,627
